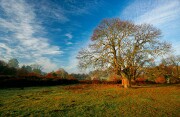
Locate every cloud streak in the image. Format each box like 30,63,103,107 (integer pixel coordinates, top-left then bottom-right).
65,33,73,39
32,0,69,23
121,0,180,55
66,42,73,45
0,0,62,72
135,0,180,26
64,0,102,15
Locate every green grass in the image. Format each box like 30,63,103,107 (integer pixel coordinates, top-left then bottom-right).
0,84,180,117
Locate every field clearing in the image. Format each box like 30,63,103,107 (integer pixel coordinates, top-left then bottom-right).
0,84,180,117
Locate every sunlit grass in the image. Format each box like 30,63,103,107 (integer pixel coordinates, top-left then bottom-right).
0,84,179,117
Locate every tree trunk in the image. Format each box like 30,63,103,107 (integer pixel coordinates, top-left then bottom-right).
121,72,130,88
122,78,130,88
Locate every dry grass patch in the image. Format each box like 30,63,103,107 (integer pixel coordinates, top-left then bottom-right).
0,84,179,117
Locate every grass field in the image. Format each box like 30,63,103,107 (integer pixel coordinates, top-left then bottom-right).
0,84,180,117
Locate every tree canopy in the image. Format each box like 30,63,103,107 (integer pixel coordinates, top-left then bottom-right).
8,58,19,68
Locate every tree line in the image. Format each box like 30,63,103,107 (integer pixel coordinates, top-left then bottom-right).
0,58,88,80
0,58,44,76
0,58,81,88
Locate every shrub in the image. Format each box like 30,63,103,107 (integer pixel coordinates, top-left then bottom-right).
92,79,101,84
27,72,40,77
79,80,92,84
170,77,180,84
67,77,79,84
145,80,156,84
135,78,146,85
155,77,166,84
67,75,76,80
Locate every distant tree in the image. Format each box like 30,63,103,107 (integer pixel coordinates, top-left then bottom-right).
88,69,109,80
161,55,180,78
77,18,171,87
0,59,17,75
52,72,57,77
6,67,17,75
56,68,68,79
46,71,57,78
8,58,19,68
17,65,28,76
145,65,167,81
0,60,6,67
67,74,76,80
70,73,89,80
24,65,32,73
30,64,42,75
0,60,6,73
0,60,8,75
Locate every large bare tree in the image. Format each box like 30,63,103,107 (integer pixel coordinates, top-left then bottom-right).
77,18,171,87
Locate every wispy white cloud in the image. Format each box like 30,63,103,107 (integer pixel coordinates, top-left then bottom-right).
0,43,12,60
135,0,180,26
33,0,69,23
121,0,180,55
34,57,59,72
64,0,103,15
121,0,156,21
65,33,73,39
135,0,180,55
121,0,180,25
66,42,73,45
0,0,62,72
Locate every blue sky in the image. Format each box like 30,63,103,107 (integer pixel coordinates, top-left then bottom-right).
0,0,179,73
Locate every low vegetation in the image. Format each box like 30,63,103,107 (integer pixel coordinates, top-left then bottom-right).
0,84,179,117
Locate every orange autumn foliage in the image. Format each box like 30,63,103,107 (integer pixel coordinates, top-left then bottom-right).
155,77,166,84
45,73,55,78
